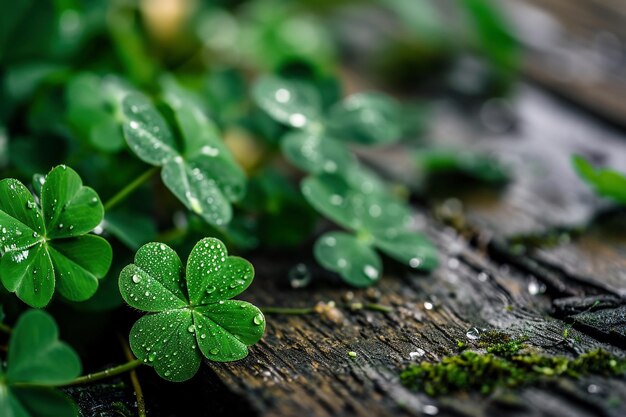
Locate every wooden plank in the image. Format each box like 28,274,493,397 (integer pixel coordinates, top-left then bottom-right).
504,0,626,126
207,223,626,417
361,85,626,296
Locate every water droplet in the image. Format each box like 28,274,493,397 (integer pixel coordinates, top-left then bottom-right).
422,404,439,415
132,274,141,283
528,277,546,295
206,286,216,294
363,265,379,280
330,194,343,205
147,352,157,362
209,348,219,355
129,121,139,129
200,334,206,339
33,231,39,238
423,302,433,310
409,257,422,268
188,324,195,333
409,349,425,360
466,327,481,340
289,113,306,127
288,263,311,288
275,88,291,103
58,224,64,229
253,313,264,326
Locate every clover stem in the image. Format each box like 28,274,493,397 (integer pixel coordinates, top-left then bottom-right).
0,323,12,334
119,335,147,417
58,359,144,387
103,167,158,211
364,303,393,313
260,306,316,315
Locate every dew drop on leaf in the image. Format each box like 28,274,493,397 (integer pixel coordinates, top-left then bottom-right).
132,274,141,283
253,313,264,326
409,257,422,268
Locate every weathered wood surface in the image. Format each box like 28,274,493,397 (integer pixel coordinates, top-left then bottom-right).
204,83,626,417
505,0,626,127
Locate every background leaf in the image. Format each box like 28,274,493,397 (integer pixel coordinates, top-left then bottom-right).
252,75,322,129
7,310,81,385
314,231,382,287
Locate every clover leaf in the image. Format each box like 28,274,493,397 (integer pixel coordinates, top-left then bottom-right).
302,174,438,287
252,75,403,176
573,155,626,204
65,73,133,153
119,238,265,382
0,165,112,307
0,310,81,417
122,85,246,227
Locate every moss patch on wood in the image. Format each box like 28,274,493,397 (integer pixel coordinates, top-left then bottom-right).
400,332,626,396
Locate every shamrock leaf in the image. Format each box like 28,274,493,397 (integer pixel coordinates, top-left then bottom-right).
573,155,626,204
65,73,133,153
0,165,112,307
0,310,81,417
122,84,246,227
118,238,265,382
325,92,403,146
252,75,404,177
302,174,438,286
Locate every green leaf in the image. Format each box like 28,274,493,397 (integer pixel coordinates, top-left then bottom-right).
0,166,112,307
122,93,177,166
161,157,232,226
326,93,403,145
41,165,104,239
252,75,322,129
573,155,626,204
301,174,411,233
416,149,510,184
65,73,132,153
122,87,246,228
104,211,157,251
1,387,78,417
462,0,520,75
302,174,437,285
314,231,382,287
119,238,265,381
0,310,80,417
372,229,439,271
7,310,81,384
281,131,356,175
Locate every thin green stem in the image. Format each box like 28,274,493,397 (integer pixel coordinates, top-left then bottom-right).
104,167,158,211
260,306,316,315
59,359,143,387
364,303,393,313
0,323,12,334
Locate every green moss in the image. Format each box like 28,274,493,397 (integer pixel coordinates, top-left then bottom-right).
400,347,626,397
477,330,528,356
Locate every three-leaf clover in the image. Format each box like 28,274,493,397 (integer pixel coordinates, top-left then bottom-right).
0,165,112,307
0,310,81,417
119,238,265,382
302,174,438,287
573,155,626,204
121,83,246,227
252,75,403,176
